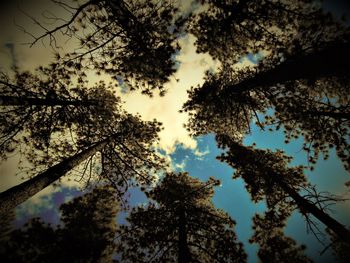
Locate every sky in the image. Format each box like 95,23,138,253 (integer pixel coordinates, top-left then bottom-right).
0,0,349,262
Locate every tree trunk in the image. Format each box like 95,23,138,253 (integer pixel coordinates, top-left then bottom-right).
225,41,350,94
277,177,350,244
178,207,190,263
0,95,97,107
0,138,110,214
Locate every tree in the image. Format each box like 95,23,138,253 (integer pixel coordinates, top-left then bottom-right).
185,0,350,170
0,113,165,214
0,64,119,161
0,185,119,263
25,0,187,95
183,58,350,170
250,209,313,263
117,172,247,262
216,135,350,244
190,0,347,64
56,185,119,262
327,227,350,263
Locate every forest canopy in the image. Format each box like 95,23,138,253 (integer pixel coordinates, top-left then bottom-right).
0,0,349,262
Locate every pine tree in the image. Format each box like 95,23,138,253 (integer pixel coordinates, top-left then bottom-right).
0,112,165,214
184,0,350,170
117,172,247,262
0,185,119,263
216,135,350,244
0,64,120,161
26,0,187,95
190,0,347,64
251,209,313,263
183,61,350,170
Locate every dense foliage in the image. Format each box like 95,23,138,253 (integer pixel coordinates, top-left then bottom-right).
0,186,119,263
117,172,247,262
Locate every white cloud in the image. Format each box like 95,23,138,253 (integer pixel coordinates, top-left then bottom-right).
121,34,219,154
193,146,210,160
174,158,188,171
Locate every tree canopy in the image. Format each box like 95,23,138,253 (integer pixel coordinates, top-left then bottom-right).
25,0,187,95
250,209,313,263
0,185,119,263
116,172,247,262
184,2,350,170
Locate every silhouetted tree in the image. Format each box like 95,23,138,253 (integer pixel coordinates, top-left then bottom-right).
117,172,247,262
185,0,350,170
250,209,313,263
190,0,347,64
216,135,350,244
0,113,165,214
25,0,187,95
183,59,350,170
0,185,119,263
0,64,119,161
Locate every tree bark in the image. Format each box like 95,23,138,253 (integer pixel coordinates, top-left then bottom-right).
0,95,97,107
225,41,350,94
178,207,190,263
0,138,111,214
276,177,350,244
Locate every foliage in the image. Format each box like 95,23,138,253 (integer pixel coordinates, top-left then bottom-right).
26,0,187,95
250,209,313,263
1,0,349,261
0,62,166,204
190,0,346,64
184,0,350,170
216,135,306,212
0,185,119,263
327,228,350,263
216,134,350,244
117,172,247,262
0,64,120,161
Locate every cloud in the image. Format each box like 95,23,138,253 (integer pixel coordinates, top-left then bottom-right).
193,146,210,160
174,158,188,171
15,184,80,221
121,34,219,154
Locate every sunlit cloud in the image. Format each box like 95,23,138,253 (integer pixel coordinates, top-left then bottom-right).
121,34,219,154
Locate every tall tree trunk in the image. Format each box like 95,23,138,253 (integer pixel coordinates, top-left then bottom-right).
178,207,190,263
276,176,350,244
0,95,97,107
224,41,350,94
0,138,111,214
